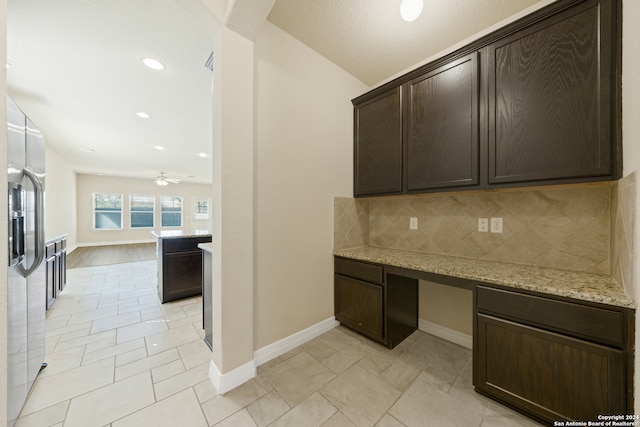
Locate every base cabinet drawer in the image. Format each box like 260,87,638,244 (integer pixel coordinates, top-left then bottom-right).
475,314,626,423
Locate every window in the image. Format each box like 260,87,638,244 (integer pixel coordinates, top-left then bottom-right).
93,193,122,229
194,199,209,220
130,195,155,228
161,196,183,227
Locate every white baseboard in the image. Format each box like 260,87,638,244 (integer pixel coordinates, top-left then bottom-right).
76,239,156,248
208,317,339,394
209,359,256,395
254,317,339,366
419,319,473,349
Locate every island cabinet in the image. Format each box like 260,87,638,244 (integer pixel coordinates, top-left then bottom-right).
486,0,620,186
352,0,621,197
474,285,634,424
353,86,403,197
156,235,212,303
334,257,418,348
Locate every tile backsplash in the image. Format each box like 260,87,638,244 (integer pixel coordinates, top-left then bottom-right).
335,183,618,275
612,173,636,295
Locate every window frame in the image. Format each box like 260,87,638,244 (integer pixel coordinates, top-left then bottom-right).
160,196,183,228
129,194,155,229
93,192,123,230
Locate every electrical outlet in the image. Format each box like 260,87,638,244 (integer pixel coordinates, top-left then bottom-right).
490,217,503,233
410,217,418,230
478,218,489,232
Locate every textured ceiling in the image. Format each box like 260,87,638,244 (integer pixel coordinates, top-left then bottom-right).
268,0,547,86
7,0,549,184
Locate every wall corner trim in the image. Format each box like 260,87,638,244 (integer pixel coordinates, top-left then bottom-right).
208,359,256,395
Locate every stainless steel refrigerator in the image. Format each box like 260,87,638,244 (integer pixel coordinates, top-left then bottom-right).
7,96,46,426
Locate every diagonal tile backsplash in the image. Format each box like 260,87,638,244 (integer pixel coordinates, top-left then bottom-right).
335,183,617,275
611,173,636,296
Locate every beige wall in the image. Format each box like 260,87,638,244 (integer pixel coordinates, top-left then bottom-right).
76,173,213,245
45,146,77,247
210,23,255,374
253,21,368,349
622,0,640,413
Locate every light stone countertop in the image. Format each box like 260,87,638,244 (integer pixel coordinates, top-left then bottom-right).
151,230,211,239
334,246,635,309
198,243,213,253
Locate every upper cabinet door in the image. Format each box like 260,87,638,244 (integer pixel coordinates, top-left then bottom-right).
405,53,479,191
487,0,618,185
354,87,403,196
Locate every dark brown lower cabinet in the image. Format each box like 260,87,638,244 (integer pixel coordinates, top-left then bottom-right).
157,236,212,303
476,314,624,422
474,285,633,424
334,257,417,348
335,274,384,342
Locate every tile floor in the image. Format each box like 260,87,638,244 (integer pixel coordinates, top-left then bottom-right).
16,260,542,427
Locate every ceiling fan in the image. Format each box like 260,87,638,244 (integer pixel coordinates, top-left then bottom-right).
154,172,180,186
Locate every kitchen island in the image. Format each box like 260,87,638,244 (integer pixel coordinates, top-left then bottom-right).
152,230,212,303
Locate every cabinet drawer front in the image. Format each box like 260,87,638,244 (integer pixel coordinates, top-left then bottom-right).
477,286,624,347
164,237,212,253
335,257,383,284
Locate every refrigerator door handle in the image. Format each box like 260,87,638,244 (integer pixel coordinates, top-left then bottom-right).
19,167,45,277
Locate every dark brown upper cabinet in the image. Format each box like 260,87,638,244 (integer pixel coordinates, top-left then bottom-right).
487,0,619,185
405,53,479,191
352,0,621,197
353,86,403,197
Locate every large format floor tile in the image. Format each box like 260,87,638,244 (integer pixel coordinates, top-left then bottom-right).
17,259,542,426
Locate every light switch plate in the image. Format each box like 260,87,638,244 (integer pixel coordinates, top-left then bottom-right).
410,217,418,230
490,217,503,233
478,218,489,232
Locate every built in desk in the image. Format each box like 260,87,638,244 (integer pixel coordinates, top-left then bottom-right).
333,246,635,425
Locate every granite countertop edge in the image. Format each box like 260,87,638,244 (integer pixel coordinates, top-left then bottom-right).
333,246,635,309
151,230,212,239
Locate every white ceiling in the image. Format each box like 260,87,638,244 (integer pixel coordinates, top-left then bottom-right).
7,0,546,184
7,0,217,184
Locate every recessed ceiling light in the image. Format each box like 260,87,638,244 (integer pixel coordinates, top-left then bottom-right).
82,148,96,153
136,112,150,119
6,62,12,69
142,57,165,71
154,145,165,151
198,153,207,158
400,0,424,22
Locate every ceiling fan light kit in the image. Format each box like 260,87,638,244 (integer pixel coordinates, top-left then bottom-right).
154,172,179,186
